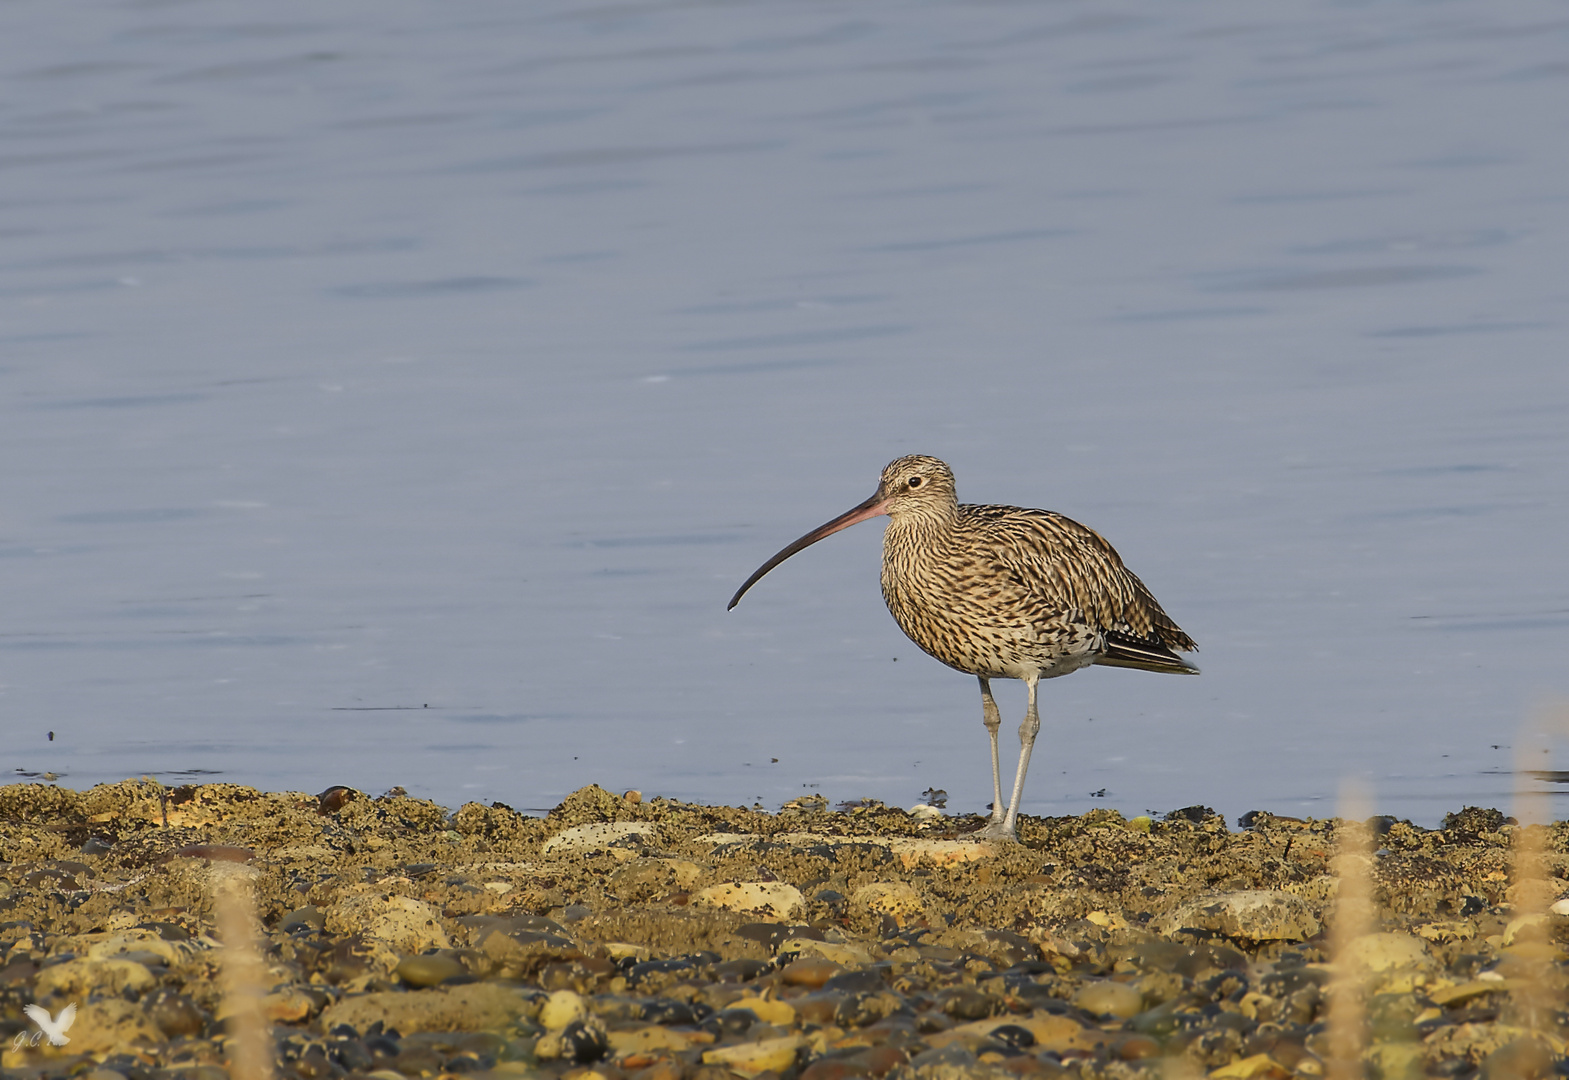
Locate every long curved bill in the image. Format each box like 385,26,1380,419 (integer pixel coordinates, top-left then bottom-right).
727,489,891,610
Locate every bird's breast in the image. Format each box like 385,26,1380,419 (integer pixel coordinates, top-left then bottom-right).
879,537,1096,679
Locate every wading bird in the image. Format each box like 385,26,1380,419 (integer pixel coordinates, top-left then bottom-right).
728,455,1197,840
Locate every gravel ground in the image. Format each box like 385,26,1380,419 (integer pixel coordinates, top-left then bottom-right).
1,780,1565,1079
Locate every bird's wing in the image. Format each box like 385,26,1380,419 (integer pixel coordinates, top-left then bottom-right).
965,505,1197,653
56,1003,76,1031
23,1004,49,1027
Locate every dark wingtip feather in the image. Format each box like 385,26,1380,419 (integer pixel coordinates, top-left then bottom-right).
1097,632,1200,675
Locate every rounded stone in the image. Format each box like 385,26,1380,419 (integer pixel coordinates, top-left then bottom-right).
395,953,467,988
780,957,842,988
691,881,805,921
850,881,927,928
1343,932,1432,972
1073,979,1144,1019
1156,890,1320,943
540,988,589,1031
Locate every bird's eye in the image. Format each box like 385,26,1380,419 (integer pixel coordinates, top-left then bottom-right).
907,476,923,488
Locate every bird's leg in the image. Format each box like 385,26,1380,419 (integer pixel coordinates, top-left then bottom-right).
998,673,1042,840
978,677,1004,823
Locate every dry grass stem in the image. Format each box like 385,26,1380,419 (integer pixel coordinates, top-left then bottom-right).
1326,779,1373,1080
212,862,275,1080
1505,706,1568,1042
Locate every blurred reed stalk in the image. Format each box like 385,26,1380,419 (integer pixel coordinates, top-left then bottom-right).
1505,706,1567,1042
1325,779,1373,1080
211,863,275,1080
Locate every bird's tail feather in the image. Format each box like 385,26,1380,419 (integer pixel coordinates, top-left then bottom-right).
1096,635,1200,675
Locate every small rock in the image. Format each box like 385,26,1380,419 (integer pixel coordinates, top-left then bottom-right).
1209,1052,1292,1079
1157,890,1320,942
35,957,156,998
542,821,659,855
534,1017,609,1063
692,881,805,921
727,995,796,1026
1073,979,1143,1019
778,938,876,966
780,957,842,988
701,1033,806,1077
325,893,450,954
52,998,166,1055
144,989,205,1038
607,1025,699,1057
174,843,254,863
926,1013,1101,1055
887,838,996,869
280,905,326,933
261,987,320,1024
319,983,533,1034
395,953,467,988
1343,931,1433,972
541,988,589,1030
850,881,928,928
608,857,708,900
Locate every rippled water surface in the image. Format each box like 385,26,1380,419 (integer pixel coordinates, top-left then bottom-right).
4,1,1568,825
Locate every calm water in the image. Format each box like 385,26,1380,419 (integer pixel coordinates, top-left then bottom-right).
3,1,1567,826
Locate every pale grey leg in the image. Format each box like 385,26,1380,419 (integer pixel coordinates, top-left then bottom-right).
978,677,1004,823
998,673,1042,840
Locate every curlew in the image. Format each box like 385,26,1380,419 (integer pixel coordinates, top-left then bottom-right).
728,455,1197,841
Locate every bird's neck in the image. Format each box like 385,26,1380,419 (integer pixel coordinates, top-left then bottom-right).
884,500,959,544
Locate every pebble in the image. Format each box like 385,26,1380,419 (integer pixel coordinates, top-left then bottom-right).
1342,931,1434,972
780,957,842,988
1156,888,1321,942
701,1033,806,1076
542,821,660,855
35,957,156,997
325,892,451,953
691,880,805,921
319,983,533,1034
727,994,797,1026
1072,978,1145,1019
394,952,467,987
849,881,927,927
541,988,589,1030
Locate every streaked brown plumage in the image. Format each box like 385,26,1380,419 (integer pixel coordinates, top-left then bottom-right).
729,455,1197,840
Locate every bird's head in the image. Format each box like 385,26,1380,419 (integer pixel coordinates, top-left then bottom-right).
874,455,957,520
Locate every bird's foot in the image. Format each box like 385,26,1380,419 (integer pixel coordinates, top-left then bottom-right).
977,817,1018,842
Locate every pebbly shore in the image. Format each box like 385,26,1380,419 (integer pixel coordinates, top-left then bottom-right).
1,779,1565,1080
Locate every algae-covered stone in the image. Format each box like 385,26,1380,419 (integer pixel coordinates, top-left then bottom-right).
850,881,928,927
543,821,660,855
606,856,706,899
54,998,166,1056
35,957,157,998
318,983,534,1034
1157,890,1320,942
325,892,450,953
692,881,805,920
1343,932,1433,973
